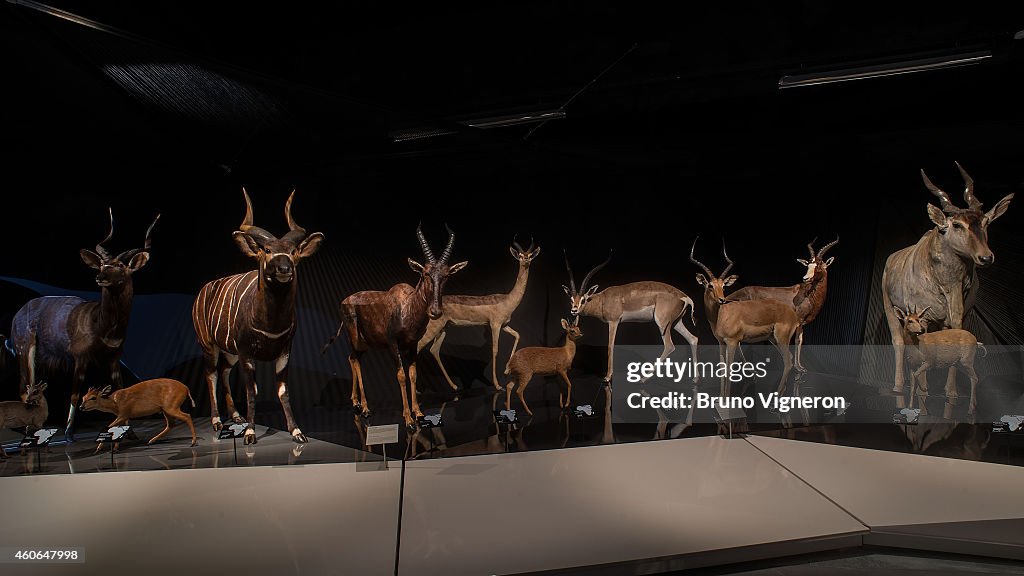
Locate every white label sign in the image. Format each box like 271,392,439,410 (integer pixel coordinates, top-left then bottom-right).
365,424,399,446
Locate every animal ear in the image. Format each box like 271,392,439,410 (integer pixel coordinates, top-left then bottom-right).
80,249,103,270
724,275,738,286
296,232,324,261
984,193,1014,226
233,231,261,258
509,246,521,259
695,273,708,287
796,258,809,266
408,258,425,274
100,385,113,398
927,204,948,231
562,285,571,295
560,318,569,330
36,382,47,392
585,285,599,297
824,256,835,268
127,251,150,273
448,261,469,275
893,306,906,321
530,246,541,258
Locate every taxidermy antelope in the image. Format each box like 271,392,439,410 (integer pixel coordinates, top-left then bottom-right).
327,225,467,428
563,251,699,383
9,209,158,439
727,237,838,370
192,189,323,445
81,379,197,450
882,162,1012,395
0,381,48,458
417,236,540,391
505,317,582,416
690,237,737,362
716,298,800,398
894,306,985,415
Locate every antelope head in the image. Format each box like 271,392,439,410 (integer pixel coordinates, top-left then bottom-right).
797,237,838,281
80,385,114,411
232,188,324,285
562,250,612,316
921,162,1013,267
690,237,736,304
408,224,468,319
893,305,932,336
20,381,47,405
79,208,159,288
509,236,541,268
560,316,584,341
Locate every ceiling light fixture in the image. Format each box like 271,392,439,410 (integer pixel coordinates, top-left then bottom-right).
391,109,565,143
778,50,991,89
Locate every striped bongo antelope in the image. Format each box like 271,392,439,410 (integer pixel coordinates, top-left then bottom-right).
192,189,323,444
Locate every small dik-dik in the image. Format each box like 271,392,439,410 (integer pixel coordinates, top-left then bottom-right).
894,306,985,415
80,378,198,449
504,318,582,416
0,382,49,458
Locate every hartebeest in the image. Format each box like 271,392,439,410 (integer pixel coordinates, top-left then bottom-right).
417,236,540,391
10,209,158,438
563,251,699,383
882,162,1012,394
894,305,985,414
192,189,323,445
328,225,467,428
728,238,837,370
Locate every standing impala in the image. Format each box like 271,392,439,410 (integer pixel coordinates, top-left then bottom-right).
727,238,837,370
192,189,323,445
10,209,158,439
563,251,699,383
882,163,1012,396
417,236,540,391
690,237,737,363
326,225,467,428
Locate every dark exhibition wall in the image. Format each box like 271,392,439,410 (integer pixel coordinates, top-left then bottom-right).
2,3,1024,454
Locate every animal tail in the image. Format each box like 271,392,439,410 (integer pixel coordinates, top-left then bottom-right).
321,318,345,355
187,389,196,408
977,342,988,357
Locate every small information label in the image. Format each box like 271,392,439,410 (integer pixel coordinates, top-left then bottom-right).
0,547,85,563
96,425,131,443
365,424,399,446
20,428,60,448
218,423,249,439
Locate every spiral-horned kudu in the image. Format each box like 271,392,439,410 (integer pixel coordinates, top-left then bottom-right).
192,189,323,445
728,237,837,370
10,209,158,438
563,251,699,383
882,162,1012,397
417,236,540,391
330,225,467,428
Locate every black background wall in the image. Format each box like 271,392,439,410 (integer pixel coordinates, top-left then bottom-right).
2,3,1023,426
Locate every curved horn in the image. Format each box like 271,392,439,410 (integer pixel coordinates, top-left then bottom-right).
563,249,577,295
921,169,957,213
955,161,981,210
115,213,161,262
285,189,304,232
512,234,524,253
527,236,535,252
817,235,839,259
806,237,818,259
689,237,714,279
237,188,275,243
439,224,455,264
416,222,436,263
96,207,115,261
720,239,734,277
581,250,613,291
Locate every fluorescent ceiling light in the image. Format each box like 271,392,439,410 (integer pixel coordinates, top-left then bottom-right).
779,50,991,89
391,109,565,142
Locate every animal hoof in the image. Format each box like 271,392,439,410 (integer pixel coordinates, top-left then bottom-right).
212,421,223,432
361,407,372,418
190,440,198,447
493,384,504,391
292,432,308,444
602,376,612,383
232,415,246,424
244,434,257,446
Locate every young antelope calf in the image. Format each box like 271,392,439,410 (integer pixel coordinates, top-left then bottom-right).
0,381,48,459
505,318,583,416
81,378,197,450
895,306,986,414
